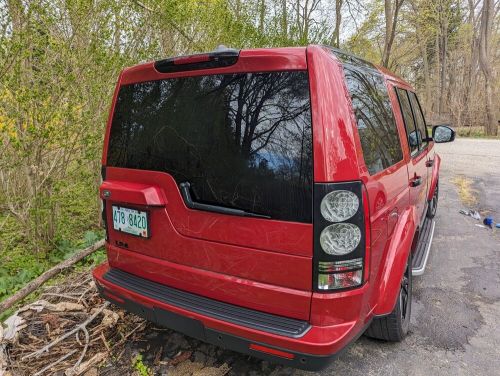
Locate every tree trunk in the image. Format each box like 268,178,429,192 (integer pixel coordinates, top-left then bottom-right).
382,0,404,68
259,0,265,34
7,0,23,32
281,0,288,40
438,2,448,117
465,0,478,127
478,0,498,136
422,42,432,116
331,0,343,47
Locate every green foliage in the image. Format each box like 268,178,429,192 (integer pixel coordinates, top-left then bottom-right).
132,354,151,376
0,212,104,305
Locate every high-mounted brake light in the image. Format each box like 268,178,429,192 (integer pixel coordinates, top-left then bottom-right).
173,54,210,65
154,46,240,73
313,182,367,291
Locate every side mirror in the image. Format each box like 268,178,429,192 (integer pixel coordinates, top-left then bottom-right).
432,125,455,143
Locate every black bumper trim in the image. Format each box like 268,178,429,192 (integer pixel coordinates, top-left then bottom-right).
103,268,311,338
96,283,332,371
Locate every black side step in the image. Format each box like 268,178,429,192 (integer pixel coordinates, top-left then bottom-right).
103,268,311,338
412,218,436,275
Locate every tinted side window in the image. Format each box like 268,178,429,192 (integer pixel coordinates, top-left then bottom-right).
343,65,403,175
408,92,428,149
395,88,419,155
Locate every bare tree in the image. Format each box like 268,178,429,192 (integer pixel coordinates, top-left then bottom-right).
478,0,498,136
331,0,343,47
382,0,404,67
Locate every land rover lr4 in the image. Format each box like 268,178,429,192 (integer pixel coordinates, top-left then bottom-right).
93,45,455,371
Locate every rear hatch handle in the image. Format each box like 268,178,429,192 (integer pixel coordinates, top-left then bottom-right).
179,182,270,219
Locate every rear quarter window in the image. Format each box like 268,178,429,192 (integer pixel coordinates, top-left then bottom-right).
395,87,419,155
408,91,429,149
342,65,403,175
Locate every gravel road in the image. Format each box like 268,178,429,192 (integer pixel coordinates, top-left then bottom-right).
126,138,500,376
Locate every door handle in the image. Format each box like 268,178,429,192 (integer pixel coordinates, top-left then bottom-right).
426,159,434,167
410,176,422,187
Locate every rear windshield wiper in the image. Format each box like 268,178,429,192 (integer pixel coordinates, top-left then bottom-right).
179,182,271,219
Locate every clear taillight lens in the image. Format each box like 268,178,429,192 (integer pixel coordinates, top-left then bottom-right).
318,258,363,290
320,223,361,255
318,269,363,290
320,190,359,222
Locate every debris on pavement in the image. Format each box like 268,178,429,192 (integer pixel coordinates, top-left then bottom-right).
459,209,481,220
482,217,494,229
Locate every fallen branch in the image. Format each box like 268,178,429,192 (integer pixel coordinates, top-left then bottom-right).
21,302,109,361
32,349,78,376
0,239,105,314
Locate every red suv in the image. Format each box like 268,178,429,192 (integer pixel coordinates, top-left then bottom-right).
93,46,455,370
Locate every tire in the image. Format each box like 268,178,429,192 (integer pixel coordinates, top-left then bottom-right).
426,180,439,219
365,252,412,342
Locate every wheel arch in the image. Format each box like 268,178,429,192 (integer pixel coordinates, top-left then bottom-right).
372,205,417,316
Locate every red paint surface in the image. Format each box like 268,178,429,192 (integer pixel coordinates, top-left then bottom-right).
93,262,364,356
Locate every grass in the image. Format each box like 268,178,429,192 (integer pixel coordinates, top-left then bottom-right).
0,166,107,319
452,175,478,207
455,126,500,139
0,212,106,321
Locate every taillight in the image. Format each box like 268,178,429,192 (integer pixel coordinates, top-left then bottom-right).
100,166,108,240
154,46,240,73
313,182,367,291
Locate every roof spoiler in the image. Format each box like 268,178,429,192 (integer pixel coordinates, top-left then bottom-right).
154,45,240,73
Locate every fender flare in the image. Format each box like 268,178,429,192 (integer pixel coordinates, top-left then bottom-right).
427,153,441,201
373,206,417,316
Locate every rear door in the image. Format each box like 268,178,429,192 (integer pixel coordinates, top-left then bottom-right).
394,88,429,225
101,52,314,320
407,91,431,195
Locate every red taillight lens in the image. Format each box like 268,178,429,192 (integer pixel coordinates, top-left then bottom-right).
101,166,108,240
249,344,295,359
317,258,363,290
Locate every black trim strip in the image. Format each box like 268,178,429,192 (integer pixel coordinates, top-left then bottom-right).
103,268,310,338
179,182,270,219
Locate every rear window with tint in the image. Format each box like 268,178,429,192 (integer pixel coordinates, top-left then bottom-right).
107,71,313,223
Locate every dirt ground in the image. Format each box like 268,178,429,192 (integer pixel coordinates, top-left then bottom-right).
3,138,500,376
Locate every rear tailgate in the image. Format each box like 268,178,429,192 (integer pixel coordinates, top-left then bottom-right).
101,48,313,320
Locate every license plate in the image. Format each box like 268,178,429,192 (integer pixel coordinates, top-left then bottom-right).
112,206,149,238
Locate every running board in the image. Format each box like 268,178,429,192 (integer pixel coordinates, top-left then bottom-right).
412,219,436,276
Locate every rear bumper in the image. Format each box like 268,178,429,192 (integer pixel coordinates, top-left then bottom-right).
93,263,369,371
